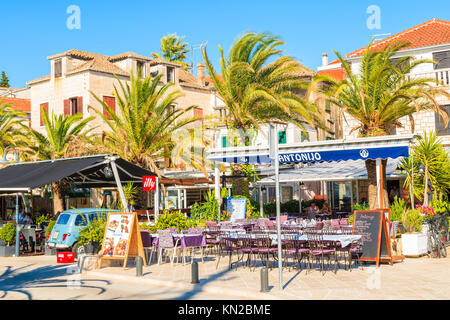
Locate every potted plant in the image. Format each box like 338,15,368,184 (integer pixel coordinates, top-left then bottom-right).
401,209,426,256
44,220,57,255
77,217,107,255
0,223,16,257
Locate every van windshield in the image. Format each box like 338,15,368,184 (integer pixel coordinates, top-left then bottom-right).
57,214,71,225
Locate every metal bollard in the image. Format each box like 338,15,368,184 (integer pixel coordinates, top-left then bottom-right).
260,266,269,292
191,261,200,284
136,256,143,277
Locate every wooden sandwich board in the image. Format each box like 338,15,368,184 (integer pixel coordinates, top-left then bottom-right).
380,207,405,262
352,210,393,267
97,212,146,269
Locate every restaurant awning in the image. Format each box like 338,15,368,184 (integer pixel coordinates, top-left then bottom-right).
0,154,156,193
207,134,415,164
257,158,404,184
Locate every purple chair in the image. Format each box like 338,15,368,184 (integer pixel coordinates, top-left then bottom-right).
314,222,324,230
279,215,288,225
265,220,276,230
331,219,341,230
187,228,204,234
140,230,153,264
339,218,349,226
305,230,337,274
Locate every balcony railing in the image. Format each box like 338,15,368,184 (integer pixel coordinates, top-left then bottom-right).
407,68,450,86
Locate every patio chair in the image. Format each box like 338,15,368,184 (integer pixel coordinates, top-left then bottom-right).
314,221,324,230
255,233,278,270
140,230,153,264
279,215,288,225
331,219,341,230
215,231,240,270
166,228,178,235
157,230,177,266
265,220,276,230
21,228,36,253
239,234,259,270
305,230,337,275
339,218,349,226
282,234,308,272
205,221,219,231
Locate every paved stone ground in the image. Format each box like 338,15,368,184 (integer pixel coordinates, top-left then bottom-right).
89,249,450,300
1,251,449,300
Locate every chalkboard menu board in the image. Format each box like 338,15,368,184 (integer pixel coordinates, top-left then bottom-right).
353,210,392,266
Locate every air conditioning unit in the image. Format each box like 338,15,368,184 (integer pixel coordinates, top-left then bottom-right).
150,66,158,77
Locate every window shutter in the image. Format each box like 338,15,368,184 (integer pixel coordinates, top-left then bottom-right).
64,99,70,116
194,107,203,118
102,96,115,120
77,96,83,114
40,103,48,126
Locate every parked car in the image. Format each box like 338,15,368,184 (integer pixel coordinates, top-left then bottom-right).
47,208,119,254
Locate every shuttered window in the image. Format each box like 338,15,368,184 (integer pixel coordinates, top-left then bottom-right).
40,103,48,126
64,97,83,116
194,107,203,118
54,59,62,78
278,131,287,144
103,96,115,119
435,105,450,136
433,51,450,69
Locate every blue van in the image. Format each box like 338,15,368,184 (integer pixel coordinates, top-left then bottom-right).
47,208,119,254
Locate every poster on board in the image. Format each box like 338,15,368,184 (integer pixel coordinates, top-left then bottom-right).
226,197,247,221
101,213,133,257
98,212,146,269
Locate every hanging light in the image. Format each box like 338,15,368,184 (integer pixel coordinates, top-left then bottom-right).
104,165,113,178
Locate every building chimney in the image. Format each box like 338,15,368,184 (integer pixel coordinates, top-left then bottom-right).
197,63,205,85
322,52,328,67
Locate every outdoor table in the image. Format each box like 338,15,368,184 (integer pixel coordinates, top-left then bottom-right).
150,233,206,250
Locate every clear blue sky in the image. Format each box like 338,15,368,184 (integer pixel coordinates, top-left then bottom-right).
2,0,450,88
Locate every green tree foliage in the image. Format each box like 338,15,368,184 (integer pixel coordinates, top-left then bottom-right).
152,34,190,70
0,71,9,87
0,99,27,153
314,40,450,209
89,71,197,178
0,223,16,246
77,216,107,250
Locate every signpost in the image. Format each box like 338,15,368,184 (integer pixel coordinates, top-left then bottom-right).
352,210,393,266
98,212,146,269
269,123,283,290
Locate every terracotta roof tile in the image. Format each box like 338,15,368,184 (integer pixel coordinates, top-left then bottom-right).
26,75,51,85
347,19,450,58
108,52,153,62
0,97,31,112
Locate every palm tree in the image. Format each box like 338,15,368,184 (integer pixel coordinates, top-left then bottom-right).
0,98,27,155
152,33,190,70
411,132,450,206
202,32,323,195
314,41,450,209
24,107,94,213
89,71,199,193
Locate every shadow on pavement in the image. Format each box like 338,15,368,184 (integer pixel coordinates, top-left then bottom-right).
0,263,111,300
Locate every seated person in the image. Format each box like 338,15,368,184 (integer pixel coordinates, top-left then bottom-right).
22,214,32,224
306,202,320,219
320,203,332,215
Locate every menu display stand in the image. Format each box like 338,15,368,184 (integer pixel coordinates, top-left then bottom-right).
353,210,393,267
97,212,146,269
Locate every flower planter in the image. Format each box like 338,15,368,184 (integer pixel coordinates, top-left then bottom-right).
401,233,427,256
0,245,15,257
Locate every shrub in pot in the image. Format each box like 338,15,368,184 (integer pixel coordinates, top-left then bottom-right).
77,217,107,255
44,220,57,255
0,223,16,257
401,209,426,256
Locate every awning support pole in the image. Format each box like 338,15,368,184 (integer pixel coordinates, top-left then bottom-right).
154,177,159,222
214,162,221,222
376,158,383,209
259,185,264,217
298,182,302,214
15,193,20,257
110,159,128,212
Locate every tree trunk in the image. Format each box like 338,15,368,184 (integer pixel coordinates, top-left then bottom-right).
231,164,248,197
365,159,389,210
51,182,65,214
